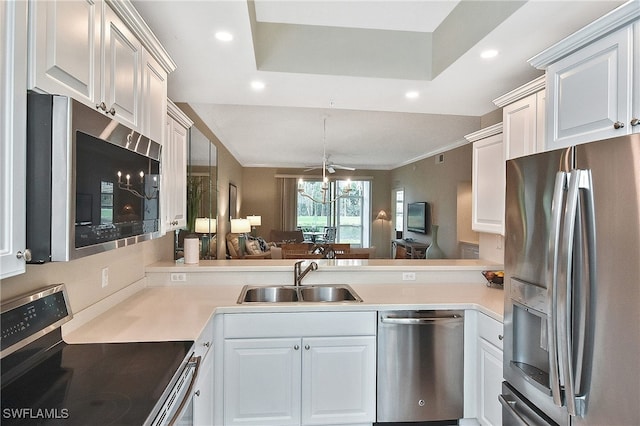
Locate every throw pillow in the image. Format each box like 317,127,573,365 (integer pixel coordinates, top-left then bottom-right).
245,239,263,255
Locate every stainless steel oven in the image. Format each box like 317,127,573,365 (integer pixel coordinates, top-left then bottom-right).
1,284,195,426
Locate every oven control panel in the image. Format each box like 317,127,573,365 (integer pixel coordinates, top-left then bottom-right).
1,284,71,357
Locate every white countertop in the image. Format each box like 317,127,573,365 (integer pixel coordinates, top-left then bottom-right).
63,281,504,344
146,258,502,272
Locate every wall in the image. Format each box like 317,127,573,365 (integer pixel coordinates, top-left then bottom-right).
177,104,244,259
241,167,392,258
0,235,173,310
390,143,473,258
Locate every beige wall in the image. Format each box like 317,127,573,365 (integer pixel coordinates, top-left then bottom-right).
390,143,473,258
241,167,392,258
0,234,173,309
177,104,244,259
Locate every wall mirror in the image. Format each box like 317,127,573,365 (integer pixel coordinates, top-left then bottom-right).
187,126,218,258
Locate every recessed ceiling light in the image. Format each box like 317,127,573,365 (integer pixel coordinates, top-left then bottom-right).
215,31,233,42
405,91,419,99
481,49,499,59
251,81,265,91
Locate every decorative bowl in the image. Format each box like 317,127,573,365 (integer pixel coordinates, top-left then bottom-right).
482,270,504,287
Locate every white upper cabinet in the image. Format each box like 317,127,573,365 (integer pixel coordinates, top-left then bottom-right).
1,0,28,279
142,51,167,143
101,5,142,130
28,0,100,105
494,76,545,160
529,2,640,149
28,0,176,141
164,101,192,233
467,124,505,235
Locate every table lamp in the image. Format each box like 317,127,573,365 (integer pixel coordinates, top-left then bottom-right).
195,217,217,259
246,215,261,237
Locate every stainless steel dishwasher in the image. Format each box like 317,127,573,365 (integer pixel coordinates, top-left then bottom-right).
376,310,464,423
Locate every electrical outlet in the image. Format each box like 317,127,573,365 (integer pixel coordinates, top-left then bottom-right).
171,273,186,282
101,267,109,288
402,272,416,281
496,235,503,250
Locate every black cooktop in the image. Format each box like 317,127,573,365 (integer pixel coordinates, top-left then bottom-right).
1,338,193,425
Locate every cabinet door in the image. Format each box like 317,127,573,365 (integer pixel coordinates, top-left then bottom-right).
28,0,100,105
477,338,503,426
546,26,632,149
472,133,504,235
164,116,187,232
0,0,27,279
142,51,167,143
503,93,537,160
301,336,376,425
193,351,214,426
102,5,141,130
224,338,301,426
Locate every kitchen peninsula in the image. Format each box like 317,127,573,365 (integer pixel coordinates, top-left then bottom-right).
60,258,504,426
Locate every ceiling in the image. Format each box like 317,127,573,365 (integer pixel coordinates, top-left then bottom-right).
132,0,625,171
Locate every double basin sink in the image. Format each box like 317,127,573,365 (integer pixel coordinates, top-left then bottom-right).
237,284,363,304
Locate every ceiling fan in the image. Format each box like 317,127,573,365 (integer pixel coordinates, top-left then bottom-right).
304,117,356,174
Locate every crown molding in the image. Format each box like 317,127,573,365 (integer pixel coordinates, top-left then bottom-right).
464,122,503,143
493,75,545,107
529,1,640,69
106,0,177,73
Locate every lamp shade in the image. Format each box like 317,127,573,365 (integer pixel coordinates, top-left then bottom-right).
230,218,251,234
376,210,389,220
246,215,262,226
195,217,217,234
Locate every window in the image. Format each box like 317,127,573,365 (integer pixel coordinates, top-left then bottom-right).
296,179,371,247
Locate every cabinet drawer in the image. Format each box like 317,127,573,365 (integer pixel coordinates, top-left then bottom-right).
478,313,504,349
224,311,376,338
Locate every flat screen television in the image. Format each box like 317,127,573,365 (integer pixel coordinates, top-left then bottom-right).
407,202,430,234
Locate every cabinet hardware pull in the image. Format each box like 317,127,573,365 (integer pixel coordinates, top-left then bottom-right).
107,107,116,116
195,390,201,397
203,342,210,347
305,344,310,350
631,118,639,127
294,345,299,350
613,121,625,129
96,102,107,111
498,334,504,340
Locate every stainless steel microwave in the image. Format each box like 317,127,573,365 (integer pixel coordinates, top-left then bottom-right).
26,92,162,263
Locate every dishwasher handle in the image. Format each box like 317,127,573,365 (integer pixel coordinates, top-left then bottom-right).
380,314,462,325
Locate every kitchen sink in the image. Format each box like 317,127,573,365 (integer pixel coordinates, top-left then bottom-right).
299,285,361,302
241,286,300,303
237,284,362,304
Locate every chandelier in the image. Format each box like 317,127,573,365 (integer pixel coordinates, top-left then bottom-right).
117,170,158,200
297,118,353,204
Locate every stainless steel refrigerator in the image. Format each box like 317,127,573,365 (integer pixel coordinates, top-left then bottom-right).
501,133,640,425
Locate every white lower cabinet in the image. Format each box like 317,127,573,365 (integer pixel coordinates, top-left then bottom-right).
222,312,376,426
476,313,504,426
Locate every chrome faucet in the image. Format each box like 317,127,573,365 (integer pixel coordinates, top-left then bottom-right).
294,261,318,286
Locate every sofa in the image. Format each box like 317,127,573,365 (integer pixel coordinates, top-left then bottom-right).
226,233,272,259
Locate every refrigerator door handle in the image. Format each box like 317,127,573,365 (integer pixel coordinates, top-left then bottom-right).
558,169,593,417
546,171,566,407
